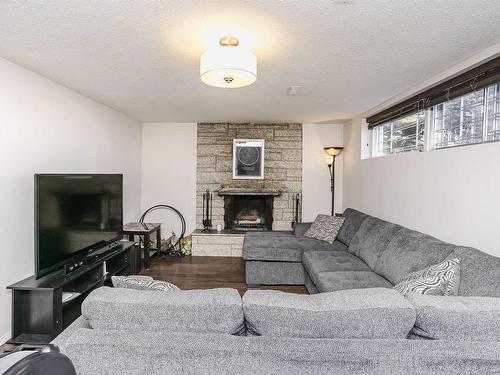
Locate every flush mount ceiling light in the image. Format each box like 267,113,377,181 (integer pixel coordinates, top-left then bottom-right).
200,36,257,88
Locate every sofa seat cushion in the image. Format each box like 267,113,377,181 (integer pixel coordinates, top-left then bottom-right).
315,271,393,293
242,288,415,339
243,233,305,262
374,227,457,285
348,217,402,270
82,287,245,335
303,251,370,285
336,208,369,246
406,292,500,341
243,233,344,262
298,237,346,252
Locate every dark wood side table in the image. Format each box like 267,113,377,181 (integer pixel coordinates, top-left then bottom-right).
123,223,161,270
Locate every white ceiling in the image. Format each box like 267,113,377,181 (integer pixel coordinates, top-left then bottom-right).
1,1,500,123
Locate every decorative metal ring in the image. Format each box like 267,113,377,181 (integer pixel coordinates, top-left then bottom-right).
139,205,186,252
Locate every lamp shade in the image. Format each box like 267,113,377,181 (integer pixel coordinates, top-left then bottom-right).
324,147,344,157
200,46,257,88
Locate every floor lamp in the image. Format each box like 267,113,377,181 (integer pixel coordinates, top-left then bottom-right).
324,147,344,216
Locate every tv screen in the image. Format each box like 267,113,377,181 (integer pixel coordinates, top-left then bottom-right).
35,174,123,278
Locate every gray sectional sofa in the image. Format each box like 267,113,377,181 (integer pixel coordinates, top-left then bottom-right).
243,208,500,297
52,208,500,374
53,286,500,374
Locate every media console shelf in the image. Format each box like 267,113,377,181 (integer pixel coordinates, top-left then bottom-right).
7,240,137,344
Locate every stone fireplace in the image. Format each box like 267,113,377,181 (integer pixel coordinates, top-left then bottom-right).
219,187,281,231
192,123,302,257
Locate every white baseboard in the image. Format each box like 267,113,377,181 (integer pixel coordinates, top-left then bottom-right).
0,331,11,345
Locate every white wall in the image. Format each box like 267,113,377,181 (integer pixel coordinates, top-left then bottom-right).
302,124,344,221
141,122,338,233
141,123,197,236
343,48,500,257
0,58,142,342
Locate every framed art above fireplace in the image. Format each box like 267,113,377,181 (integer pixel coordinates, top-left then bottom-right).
233,139,265,179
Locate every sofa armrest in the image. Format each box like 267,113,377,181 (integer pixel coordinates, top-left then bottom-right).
293,222,312,237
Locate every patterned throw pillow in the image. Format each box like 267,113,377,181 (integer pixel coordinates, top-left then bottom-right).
111,275,180,292
394,258,460,296
304,214,345,244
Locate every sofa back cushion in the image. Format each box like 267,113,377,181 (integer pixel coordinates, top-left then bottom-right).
374,227,457,285
293,222,312,237
348,217,402,270
406,292,500,341
447,246,500,297
82,287,245,335
242,288,415,339
336,208,369,246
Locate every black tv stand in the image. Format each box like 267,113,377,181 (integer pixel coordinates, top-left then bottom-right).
7,240,138,345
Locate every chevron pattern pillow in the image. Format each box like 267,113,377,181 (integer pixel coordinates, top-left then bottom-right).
304,214,345,244
112,275,180,292
394,258,460,296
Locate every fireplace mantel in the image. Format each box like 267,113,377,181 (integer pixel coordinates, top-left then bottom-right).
217,187,282,196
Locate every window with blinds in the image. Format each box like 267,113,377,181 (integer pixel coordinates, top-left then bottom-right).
368,57,499,158
370,83,500,157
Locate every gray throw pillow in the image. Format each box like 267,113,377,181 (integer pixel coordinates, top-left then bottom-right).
304,214,345,244
112,275,180,292
406,292,500,341
394,258,460,296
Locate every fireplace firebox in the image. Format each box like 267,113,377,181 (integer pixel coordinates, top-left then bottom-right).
224,195,273,231
218,187,282,231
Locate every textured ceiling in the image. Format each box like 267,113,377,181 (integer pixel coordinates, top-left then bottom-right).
1,1,500,123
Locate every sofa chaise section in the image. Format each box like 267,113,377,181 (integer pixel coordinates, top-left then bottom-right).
243,208,368,288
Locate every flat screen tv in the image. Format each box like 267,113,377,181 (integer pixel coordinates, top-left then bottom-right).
35,174,123,279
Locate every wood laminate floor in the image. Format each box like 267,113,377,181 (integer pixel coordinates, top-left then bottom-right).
139,255,308,295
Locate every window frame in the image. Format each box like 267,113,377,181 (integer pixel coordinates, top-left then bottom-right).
371,111,426,158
